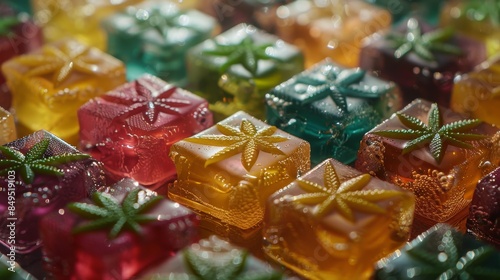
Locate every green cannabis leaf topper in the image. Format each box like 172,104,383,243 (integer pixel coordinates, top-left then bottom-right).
69,189,162,239
373,103,487,163
387,18,462,62
203,36,276,75
0,138,90,184
179,249,282,280
406,230,500,278
294,67,387,111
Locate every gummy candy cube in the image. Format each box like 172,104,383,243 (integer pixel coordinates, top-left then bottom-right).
355,99,500,235
0,130,105,253
187,23,303,120
40,178,199,279
263,158,414,279
78,74,213,190
0,107,16,145
169,111,310,230
359,17,486,106
102,0,218,84
375,223,500,279
266,58,401,165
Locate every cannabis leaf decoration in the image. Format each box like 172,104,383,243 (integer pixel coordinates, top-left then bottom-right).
294,66,387,111
203,36,276,75
101,78,191,124
406,230,500,279
373,103,487,163
386,18,462,62
185,119,287,171
465,0,500,27
292,161,401,220
0,138,90,184
0,16,18,36
68,189,162,239
16,43,101,87
180,248,282,280
131,8,194,38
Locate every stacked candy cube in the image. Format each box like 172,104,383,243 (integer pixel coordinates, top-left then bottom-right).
1,0,500,279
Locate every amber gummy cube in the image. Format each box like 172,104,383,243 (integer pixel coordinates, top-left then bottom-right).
0,107,15,145
168,111,310,230
451,56,500,127
355,99,500,235
275,0,391,67
263,158,415,280
1,39,126,143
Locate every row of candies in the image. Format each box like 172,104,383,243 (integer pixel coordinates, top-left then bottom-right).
1,0,500,279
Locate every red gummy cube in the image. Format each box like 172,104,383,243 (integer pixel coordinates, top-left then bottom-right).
78,74,213,189
40,178,199,280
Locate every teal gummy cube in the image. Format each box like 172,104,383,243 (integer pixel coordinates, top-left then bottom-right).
102,1,218,84
265,59,401,165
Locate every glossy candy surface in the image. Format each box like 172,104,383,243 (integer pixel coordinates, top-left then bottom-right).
139,235,283,279
40,178,199,280
359,17,486,106
441,0,500,58
451,56,500,127
102,0,218,84
78,74,213,189
0,107,16,145
356,99,500,235
169,111,310,230
187,23,303,120
2,39,126,143
375,223,500,279
467,166,500,248
275,0,391,67
263,158,415,280
266,59,401,165
0,130,105,253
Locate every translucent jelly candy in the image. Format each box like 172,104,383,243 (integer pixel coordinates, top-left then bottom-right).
0,130,105,253
451,56,500,127
359,17,486,106
375,223,500,279
275,0,391,67
187,23,304,120
0,107,16,145
40,178,199,280
441,0,500,58
263,158,414,280
467,166,500,248
32,0,143,50
139,235,283,279
102,0,219,84
169,111,310,230
356,99,500,235
78,74,213,190
266,58,401,165
1,39,126,143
